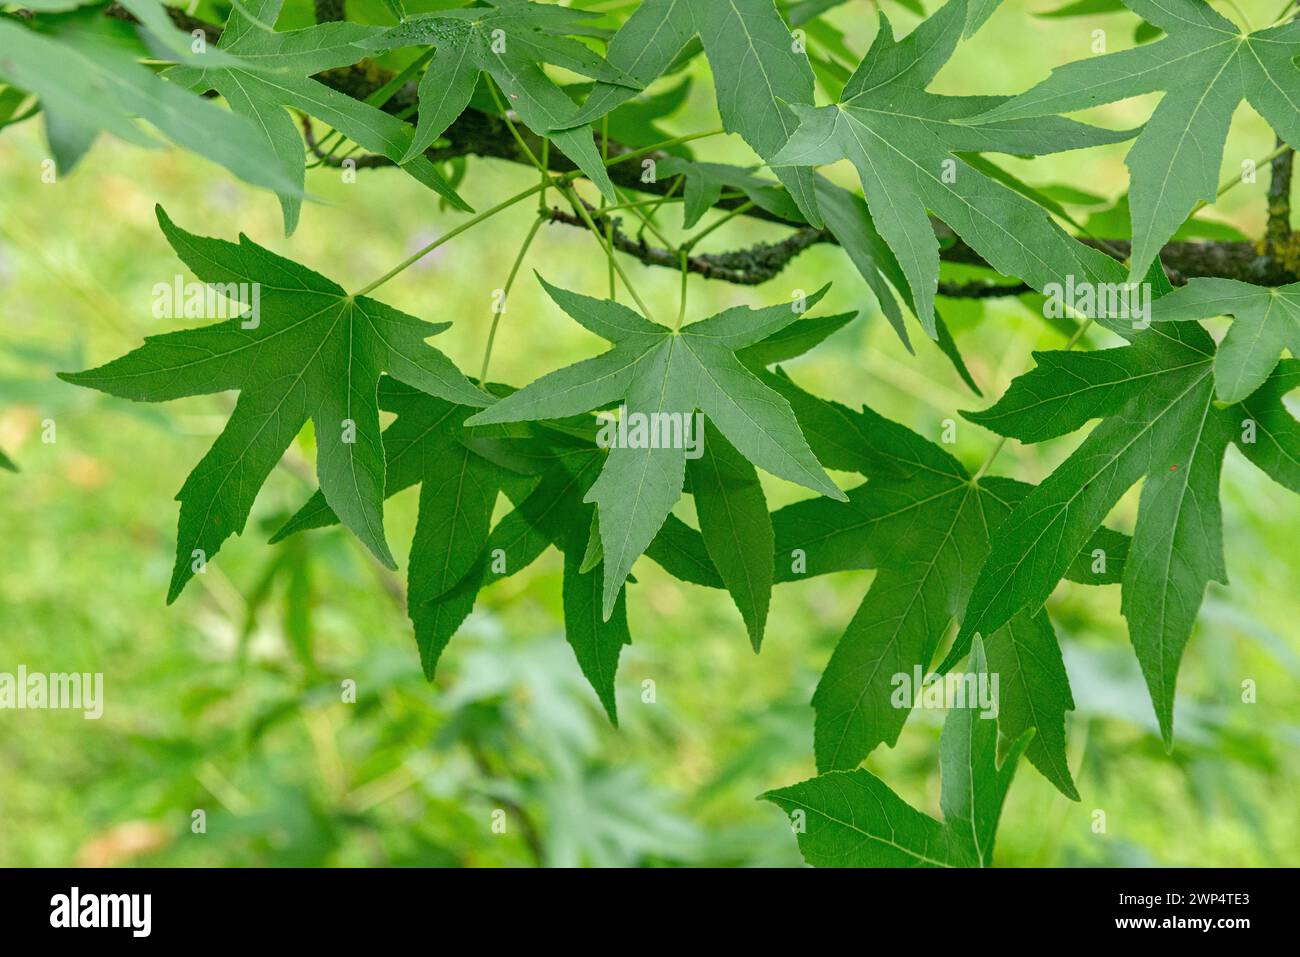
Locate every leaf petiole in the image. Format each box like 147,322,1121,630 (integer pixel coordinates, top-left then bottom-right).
479,214,547,384
561,184,656,321
352,180,550,296
352,127,725,298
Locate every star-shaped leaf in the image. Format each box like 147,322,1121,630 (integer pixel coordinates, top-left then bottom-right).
561,0,826,226
361,0,637,200
957,321,1300,745
1150,278,1300,403
770,0,1135,336
278,335,873,714
765,639,1032,867
167,0,469,234
60,207,486,604
976,0,1300,281
758,375,1124,798
465,277,848,619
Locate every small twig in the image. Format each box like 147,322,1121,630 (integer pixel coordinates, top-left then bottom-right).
300,116,394,169
937,280,1033,299
480,214,546,383
560,185,656,319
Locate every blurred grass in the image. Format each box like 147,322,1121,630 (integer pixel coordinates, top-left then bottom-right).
0,0,1297,867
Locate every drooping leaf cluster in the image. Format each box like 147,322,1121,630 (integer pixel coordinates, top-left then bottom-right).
13,0,1296,866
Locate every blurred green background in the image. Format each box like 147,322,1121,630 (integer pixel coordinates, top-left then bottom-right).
1,0,1297,867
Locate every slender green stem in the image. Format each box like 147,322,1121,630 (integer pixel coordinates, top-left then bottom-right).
1063,316,1096,350
603,194,685,213
480,215,546,384
637,174,683,239
606,217,617,298
538,138,551,211
1221,143,1292,196
681,200,754,253
351,125,725,298
562,185,655,320
353,180,548,296
1185,142,1294,214
616,188,678,253
603,128,726,169
601,117,615,297
970,436,1007,483
600,190,744,216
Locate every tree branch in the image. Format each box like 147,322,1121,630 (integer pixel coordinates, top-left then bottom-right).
546,206,826,285
100,5,1300,294
1266,138,1295,263
545,200,1295,294
105,1,216,38
313,62,1300,290
300,115,396,169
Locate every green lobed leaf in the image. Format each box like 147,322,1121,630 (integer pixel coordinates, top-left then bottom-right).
765,639,1032,867
1234,358,1300,495
59,207,485,604
275,383,644,713
772,0,1135,338
168,0,469,234
976,0,1300,282
0,13,295,190
954,318,1300,746
466,276,847,620
753,376,1119,795
561,0,825,226
1150,278,1300,403
361,0,635,198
